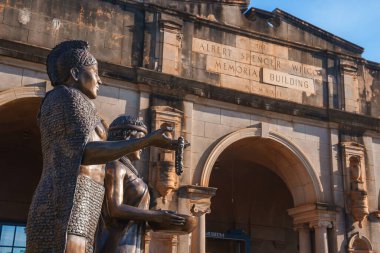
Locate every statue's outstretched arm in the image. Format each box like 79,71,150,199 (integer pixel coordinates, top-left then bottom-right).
82,127,176,165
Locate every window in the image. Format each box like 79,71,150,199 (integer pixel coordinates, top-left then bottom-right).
0,224,26,253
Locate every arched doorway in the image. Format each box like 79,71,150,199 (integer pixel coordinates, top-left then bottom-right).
198,126,330,253
0,96,42,222
0,87,44,251
207,141,297,253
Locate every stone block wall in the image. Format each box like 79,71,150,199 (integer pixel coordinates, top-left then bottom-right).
0,0,142,66
190,102,333,203
371,137,380,210
0,60,141,124
171,26,328,108
361,65,380,117
94,83,140,124
0,62,47,91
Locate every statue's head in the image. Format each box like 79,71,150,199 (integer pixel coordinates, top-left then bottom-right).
108,115,148,161
47,40,101,99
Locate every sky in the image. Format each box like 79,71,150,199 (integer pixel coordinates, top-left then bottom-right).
248,0,380,63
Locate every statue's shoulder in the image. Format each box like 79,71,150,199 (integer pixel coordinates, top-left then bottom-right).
107,160,125,170
43,85,72,105
43,86,95,116
46,85,86,102
106,160,127,176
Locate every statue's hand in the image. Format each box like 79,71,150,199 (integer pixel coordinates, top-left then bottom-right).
147,126,190,150
155,210,186,226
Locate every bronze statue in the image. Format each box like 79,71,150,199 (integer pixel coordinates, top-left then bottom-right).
95,115,186,253
26,40,181,253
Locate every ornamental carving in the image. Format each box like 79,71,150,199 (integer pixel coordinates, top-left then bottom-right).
341,142,369,225
149,106,184,203
178,185,217,217
348,234,374,253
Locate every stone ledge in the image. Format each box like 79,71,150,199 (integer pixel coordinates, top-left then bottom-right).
1,39,380,133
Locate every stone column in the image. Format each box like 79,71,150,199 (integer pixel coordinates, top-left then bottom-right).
199,214,206,253
312,221,332,253
177,186,217,253
295,224,311,253
191,214,206,253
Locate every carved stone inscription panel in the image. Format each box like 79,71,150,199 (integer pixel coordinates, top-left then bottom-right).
263,69,315,95
206,56,260,81
191,37,325,106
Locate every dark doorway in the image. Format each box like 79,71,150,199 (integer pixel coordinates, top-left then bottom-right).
206,140,297,253
0,97,42,222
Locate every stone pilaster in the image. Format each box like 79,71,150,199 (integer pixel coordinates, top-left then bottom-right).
340,58,359,113
159,13,183,76
294,224,312,253
311,221,332,253
288,203,336,253
177,185,217,253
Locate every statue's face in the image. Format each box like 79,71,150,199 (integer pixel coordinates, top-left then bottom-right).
76,64,101,99
127,131,146,161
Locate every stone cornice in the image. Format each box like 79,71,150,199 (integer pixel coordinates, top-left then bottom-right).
273,9,363,54
113,0,369,60
1,39,380,133
246,7,363,55
143,0,249,6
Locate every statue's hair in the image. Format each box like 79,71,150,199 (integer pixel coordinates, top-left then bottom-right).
108,115,148,141
47,40,97,86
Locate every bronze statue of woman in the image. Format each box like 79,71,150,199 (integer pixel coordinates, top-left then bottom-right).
95,116,185,253
26,41,181,253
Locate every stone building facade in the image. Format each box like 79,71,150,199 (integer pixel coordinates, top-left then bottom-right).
1,0,380,252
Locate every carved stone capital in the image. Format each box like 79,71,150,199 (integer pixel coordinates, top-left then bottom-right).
178,185,217,217
293,223,309,232
340,59,358,73
190,203,211,216
310,221,333,229
288,203,336,231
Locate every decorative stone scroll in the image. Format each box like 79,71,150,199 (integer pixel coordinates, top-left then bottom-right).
178,185,217,217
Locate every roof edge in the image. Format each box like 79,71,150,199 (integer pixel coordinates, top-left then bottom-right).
245,7,364,54
274,8,364,53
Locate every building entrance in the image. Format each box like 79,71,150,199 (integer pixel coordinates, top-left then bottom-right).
0,97,42,222
205,137,297,253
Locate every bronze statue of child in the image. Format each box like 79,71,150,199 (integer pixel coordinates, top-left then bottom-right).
95,115,185,253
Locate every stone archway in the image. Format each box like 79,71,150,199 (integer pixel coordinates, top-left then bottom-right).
200,124,322,205
192,123,334,253
0,86,45,222
0,86,45,106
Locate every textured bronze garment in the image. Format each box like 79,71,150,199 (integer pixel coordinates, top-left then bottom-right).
26,86,99,253
67,175,105,253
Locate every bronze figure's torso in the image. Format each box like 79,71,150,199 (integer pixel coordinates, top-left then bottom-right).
97,158,150,253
